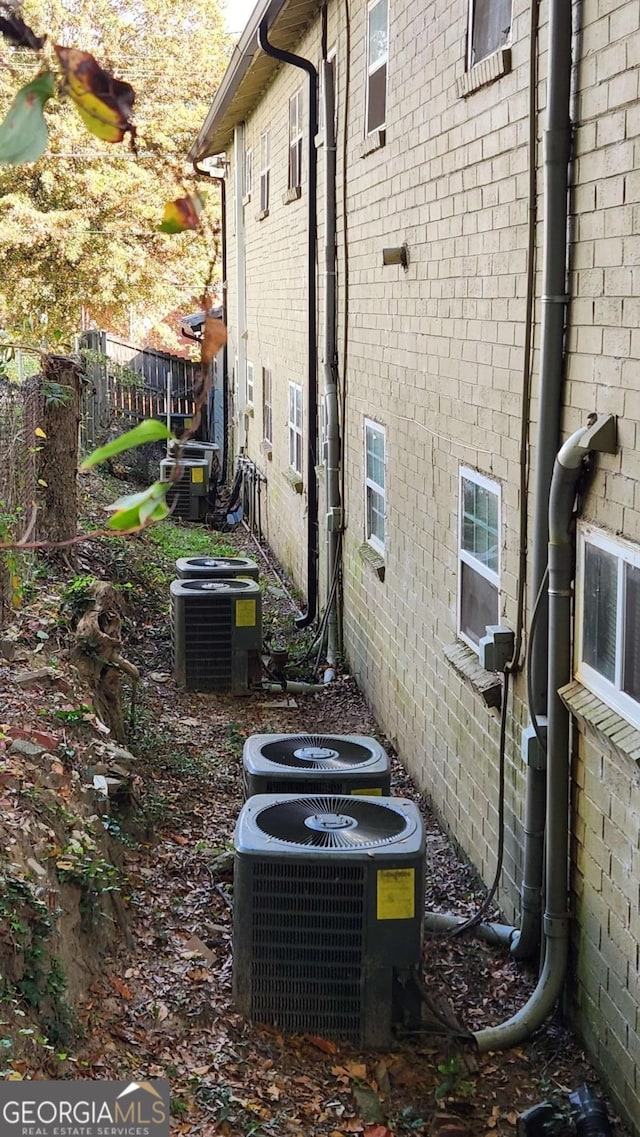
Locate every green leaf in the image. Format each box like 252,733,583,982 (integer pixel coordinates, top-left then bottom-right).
80,420,172,469
0,72,55,165
106,482,169,531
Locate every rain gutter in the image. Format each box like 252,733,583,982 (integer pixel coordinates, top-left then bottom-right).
258,16,319,629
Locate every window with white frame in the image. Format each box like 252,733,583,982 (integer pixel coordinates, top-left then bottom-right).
245,146,253,198
246,360,254,407
458,467,500,649
364,419,386,553
288,381,303,475
262,367,272,444
366,0,388,136
260,130,270,212
467,0,512,69
288,89,303,190
576,526,640,730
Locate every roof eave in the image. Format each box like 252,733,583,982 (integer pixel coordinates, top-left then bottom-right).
189,0,323,165
189,0,288,164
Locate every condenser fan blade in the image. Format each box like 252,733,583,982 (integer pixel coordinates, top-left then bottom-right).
255,795,412,849
261,733,376,770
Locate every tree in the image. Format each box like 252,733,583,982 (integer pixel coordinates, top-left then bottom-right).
0,0,230,347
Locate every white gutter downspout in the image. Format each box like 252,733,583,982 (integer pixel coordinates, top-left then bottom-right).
474,416,616,1053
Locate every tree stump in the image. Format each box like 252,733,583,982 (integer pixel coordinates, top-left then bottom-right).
71,581,139,742
26,354,84,559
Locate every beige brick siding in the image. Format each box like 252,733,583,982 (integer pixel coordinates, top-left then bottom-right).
567,0,640,1126
217,0,640,1129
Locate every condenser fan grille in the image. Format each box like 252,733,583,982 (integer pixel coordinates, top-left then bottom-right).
181,579,254,593
190,557,249,568
254,795,413,849
261,733,377,770
251,860,365,1040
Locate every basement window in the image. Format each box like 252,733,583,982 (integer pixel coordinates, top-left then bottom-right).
467,0,512,68
365,0,388,136
458,467,500,651
246,360,254,408
259,130,270,215
365,419,386,554
262,367,272,445
288,381,303,476
288,88,303,190
575,525,640,731
245,145,253,201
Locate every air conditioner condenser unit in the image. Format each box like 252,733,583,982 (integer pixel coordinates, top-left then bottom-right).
160,457,209,521
233,793,425,1048
242,733,391,798
176,556,259,582
168,439,220,481
171,578,262,693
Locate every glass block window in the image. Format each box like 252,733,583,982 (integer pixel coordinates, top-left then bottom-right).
365,419,386,553
576,526,640,728
458,467,500,649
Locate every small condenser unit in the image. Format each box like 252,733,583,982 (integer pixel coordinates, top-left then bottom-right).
175,556,259,582
171,578,262,693
233,793,425,1048
168,439,220,480
242,733,391,798
160,457,208,521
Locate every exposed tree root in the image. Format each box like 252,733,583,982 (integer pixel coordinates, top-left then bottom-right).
71,581,139,742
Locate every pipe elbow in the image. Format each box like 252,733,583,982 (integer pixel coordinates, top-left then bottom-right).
473,936,569,1053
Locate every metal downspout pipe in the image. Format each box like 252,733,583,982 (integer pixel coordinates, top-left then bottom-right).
258,18,318,628
193,162,230,480
511,0,573,962
474,418,616,1052
321,58,341,666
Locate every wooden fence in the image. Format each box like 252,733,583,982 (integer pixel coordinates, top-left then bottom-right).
79,330,209,453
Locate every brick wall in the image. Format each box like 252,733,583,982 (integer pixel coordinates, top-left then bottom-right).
567,0,640,1125
226,25,323,594
218,0,640,1129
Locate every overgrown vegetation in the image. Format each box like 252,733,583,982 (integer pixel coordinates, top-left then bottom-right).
0,871,74,1044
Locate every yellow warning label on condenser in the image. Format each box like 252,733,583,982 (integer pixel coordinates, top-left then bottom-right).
235,599,256,627
376,868,415,920
351,787,383,796
191,467,204,483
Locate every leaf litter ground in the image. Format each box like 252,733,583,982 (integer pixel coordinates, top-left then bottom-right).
0,475,631,1137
